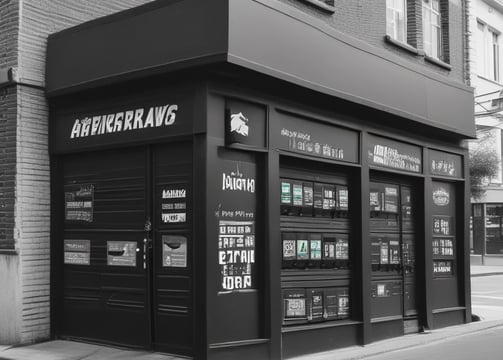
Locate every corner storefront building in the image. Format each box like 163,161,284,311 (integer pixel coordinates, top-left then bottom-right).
46,1,475,359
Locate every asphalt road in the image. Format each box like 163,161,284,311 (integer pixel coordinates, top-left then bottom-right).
472,274,503,321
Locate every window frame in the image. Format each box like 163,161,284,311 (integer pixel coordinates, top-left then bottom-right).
386,0,408,44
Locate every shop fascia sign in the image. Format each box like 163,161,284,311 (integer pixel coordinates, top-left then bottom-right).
69,103,178,139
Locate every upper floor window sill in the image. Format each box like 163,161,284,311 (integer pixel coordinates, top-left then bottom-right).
424,54,452,71
298,0,335,13
384,35,422,56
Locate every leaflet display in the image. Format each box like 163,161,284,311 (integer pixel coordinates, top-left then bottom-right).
282,232,349,270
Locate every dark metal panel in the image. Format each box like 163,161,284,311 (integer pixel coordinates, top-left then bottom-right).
228,0,475,138
46,0,229,95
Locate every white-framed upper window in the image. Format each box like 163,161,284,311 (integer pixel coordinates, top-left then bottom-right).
386,0,407,43
422,0,442,59
477,20,501,82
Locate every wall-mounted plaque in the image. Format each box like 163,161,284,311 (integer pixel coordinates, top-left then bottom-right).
430,149,462,178
64,239,91,265
162,235,187,267
368,135,422,173
65,184,94,222
278,111,359,163
107,241,137,267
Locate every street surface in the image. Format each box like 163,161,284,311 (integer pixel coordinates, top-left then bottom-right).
364,275,503,360
471,275,503,321
364,325,503,359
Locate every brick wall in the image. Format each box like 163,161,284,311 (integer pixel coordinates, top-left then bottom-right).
278,0,466,82
0,0,156,345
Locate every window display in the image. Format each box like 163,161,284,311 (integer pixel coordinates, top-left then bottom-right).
282,232,349,270
281,178,348,219
282,287,350,325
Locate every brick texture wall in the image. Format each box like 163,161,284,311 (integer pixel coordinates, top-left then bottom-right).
0,0,155,345
278,0,466,82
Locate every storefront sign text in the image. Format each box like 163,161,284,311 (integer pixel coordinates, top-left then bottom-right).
70,104,178,139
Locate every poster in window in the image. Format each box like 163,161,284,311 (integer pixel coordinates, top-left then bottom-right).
384,187,398,213
65,184,94,222
107,241,137,267
337,187,349,211
313,183,324,215
293,183,303,206
310,237,322,260
308,289,324,321
380,241,389,264
389,240,400,264
338,289,350,317
284,289,307,318
281,181,292,204
324,288,338,319
323,185,336,211
371,240,381,265
297,238,309,260
335,238,349,260
303,183,314,207
162,235,187,267
283,238,296,260
370,191,381,211
218,220,255,290
64,239,91,265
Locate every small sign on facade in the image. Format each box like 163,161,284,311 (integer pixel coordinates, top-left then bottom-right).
64,239,91,265
162,235,188,267
107,241,137,267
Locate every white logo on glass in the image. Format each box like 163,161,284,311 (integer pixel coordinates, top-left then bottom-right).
230,112,249,137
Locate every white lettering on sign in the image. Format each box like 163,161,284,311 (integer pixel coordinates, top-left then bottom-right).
222,169,255,193
162,213,186,223
162,189,186,199
70,104,178,139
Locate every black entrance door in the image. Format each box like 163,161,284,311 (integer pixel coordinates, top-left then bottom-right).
369,180,419,335
59,143,192,354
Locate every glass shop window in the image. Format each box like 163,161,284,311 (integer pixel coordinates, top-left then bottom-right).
282,232,349,270
281,178,348,219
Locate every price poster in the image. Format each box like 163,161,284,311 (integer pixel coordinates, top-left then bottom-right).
65,184,94,222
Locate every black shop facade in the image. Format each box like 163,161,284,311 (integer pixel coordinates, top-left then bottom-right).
46,2,474,360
